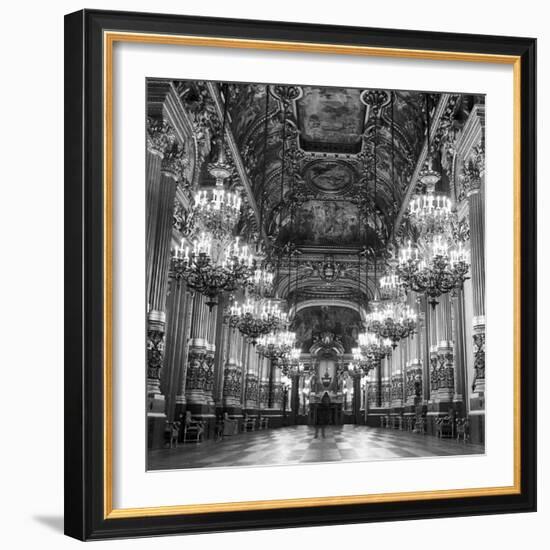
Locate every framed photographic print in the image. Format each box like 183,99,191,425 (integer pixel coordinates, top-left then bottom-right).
64,9,537,540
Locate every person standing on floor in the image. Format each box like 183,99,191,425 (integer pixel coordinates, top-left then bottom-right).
314,392,331,438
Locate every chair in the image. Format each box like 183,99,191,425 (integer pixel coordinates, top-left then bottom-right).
435,416,454,439
183,411,204,444
456,417,470,442
242,414,256,432
222,413,239,436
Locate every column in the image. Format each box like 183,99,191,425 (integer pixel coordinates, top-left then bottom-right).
435,294,455,402
428,299,439,397
203,302,218,407
161,277,190,423
463,153,485,397
381,356,391,408
290,373,301,425
244,342,258,413
352,373,362,424
461,141,485,444
145,119,185,449
185,294,208,406
258,356,270,412
174,289,194,420
223,328,242,409
452,287,467,415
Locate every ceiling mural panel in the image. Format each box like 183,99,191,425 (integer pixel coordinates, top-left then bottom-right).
297,87,366,153
304,160,355,194
291,306,363,353
280,200,367,246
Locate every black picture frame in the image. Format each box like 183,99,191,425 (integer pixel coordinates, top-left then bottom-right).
64,8,536,541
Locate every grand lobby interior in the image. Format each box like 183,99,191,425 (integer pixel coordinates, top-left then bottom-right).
145,79,486,470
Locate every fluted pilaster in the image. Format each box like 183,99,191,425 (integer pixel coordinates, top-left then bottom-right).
462,143,485,396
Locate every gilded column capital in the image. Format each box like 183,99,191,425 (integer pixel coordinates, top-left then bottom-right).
161,140,188,180
146,117,176,156
459,142,485,199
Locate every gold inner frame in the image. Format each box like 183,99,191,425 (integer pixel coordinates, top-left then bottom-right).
103,30,522,520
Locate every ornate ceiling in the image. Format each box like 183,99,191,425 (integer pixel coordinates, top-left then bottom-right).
167,79,479,346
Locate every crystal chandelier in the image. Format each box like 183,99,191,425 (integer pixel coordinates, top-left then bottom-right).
379,268,404,300
408,93,453,240
396,234,470,308
358,332,393,367
350,347,368,375
408,158,453,238
365,301,417,348
193,148,242,239
257,330,297,362
247,259,275,297
172,233,253,309
193,83,242,239
226,296,288,344
280,347,304,376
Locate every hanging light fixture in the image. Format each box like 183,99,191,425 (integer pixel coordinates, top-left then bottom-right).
408,93,453,239
379,268,404,300
358,332,393,371
194,84,242,238
365,301,417,349
396,235,470,308
226,296,287,345
245,86,275,299
257,330,297,363
172,233,254,309
351,333,392,374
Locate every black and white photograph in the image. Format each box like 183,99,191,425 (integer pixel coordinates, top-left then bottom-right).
145,80,486,471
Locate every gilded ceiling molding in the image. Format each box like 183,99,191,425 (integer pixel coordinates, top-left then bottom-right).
289,299,367,321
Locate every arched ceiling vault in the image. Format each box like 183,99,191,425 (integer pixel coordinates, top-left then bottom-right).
174,80,475,312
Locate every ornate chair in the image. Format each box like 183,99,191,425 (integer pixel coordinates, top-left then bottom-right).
435,416,454,439
183,411,204,444
242,414,256,432
222,412,239,437
413,415,427,435
456,417,470,442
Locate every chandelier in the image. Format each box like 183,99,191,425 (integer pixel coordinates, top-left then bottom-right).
281,351,305,377
257,330,297,362
247,259,275,297
350,347,369,376
172,233,253,309
379,268,405,300
365,301,417,348
408,93,453,240
408,158,453,238
193,148,242,238
226,297,288,344
358,332,393,363
396,234,470,308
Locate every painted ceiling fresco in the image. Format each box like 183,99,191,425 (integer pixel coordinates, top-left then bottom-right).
304,160,355,194
170,80,480,305
291,306,363,354
296,87,366,153
280,200,366,246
